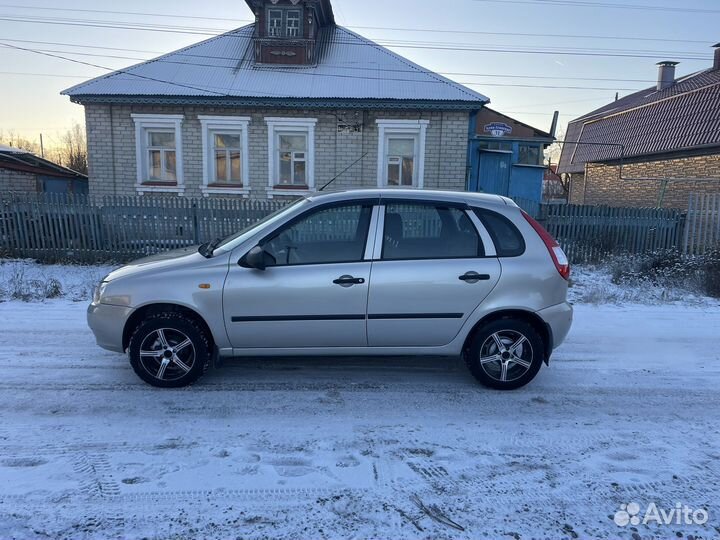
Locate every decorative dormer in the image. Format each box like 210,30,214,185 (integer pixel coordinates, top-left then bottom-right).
245,0,335,65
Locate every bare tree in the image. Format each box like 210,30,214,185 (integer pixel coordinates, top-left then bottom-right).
544,126,565,166
52,123,88,175
0,131,42,155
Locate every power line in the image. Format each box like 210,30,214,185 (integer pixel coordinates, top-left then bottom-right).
0,15,714,62
0,4,714,45
0,38,694,84
4,45,645,92
0,42,232,97
472,0,720,14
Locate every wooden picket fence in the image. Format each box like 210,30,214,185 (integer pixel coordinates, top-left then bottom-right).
539,204,685,264
0,192,700,264
683,193,720,255
0,193,289,262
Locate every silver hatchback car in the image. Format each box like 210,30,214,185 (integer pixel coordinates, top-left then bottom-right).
88,189,572,390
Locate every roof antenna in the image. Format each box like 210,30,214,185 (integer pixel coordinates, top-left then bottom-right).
319,152,368,191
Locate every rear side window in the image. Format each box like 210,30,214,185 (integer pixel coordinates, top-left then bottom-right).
474,209,525,257
382,203,483,260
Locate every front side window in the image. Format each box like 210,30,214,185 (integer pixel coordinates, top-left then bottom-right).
278,133,307,186
518,144,542,165
263,204,373,266
382,203,482,260
147,131,177,182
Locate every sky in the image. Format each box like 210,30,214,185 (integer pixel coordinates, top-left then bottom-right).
0,0,718,148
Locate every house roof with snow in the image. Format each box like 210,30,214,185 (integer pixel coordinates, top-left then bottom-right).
558,57,720,174
62,25,489,110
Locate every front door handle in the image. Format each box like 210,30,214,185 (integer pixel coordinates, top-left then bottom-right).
459,272,491,283
333,275,366,287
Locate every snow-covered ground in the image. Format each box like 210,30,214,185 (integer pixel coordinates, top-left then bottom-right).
0,262,719,539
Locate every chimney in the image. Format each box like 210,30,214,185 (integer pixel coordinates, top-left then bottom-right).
656,61,678,91
713,43,720,70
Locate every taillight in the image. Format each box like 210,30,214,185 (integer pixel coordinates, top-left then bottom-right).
521,211,570,280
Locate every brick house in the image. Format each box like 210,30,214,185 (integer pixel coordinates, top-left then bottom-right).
62,0,488,199
558,44,720,209
0,145,88,194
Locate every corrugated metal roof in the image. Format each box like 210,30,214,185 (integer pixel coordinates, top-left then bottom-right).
557,68,720,174
63,25,488,105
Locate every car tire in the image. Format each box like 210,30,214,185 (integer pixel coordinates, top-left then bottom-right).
128,312,211,388
465,319,545,390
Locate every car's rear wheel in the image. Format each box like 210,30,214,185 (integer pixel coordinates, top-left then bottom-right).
128,312,211,388
465,319,545,390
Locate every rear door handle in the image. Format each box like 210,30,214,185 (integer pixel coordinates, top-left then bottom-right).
333,275,366,287
459,272,491,283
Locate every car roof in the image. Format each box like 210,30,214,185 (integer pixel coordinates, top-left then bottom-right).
307,189,514,208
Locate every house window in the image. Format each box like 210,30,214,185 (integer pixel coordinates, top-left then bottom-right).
131,114,184,193
479,140,513,152
386,137,417,186
198,116,251,196
376,119,429,188
278,133,307,186
518,144,543,165
147,131,176,182
286,10,301,37
268,9,283,37
266,8,302,38
265,118,317,196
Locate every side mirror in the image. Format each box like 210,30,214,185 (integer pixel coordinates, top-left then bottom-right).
240,245,276,271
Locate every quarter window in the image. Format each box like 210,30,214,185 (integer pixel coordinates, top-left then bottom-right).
474,209,525,257
382,204,482,260
263,204,373,266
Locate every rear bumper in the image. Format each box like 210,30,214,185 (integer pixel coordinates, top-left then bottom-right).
87,302,133,353
538,302,573,350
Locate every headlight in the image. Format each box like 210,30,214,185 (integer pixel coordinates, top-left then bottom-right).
93,281,107,304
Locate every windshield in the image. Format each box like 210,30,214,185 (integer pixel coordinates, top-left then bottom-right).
212,198,309,253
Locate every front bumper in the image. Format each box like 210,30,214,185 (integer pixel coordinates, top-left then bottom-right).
538,302,573,350
87,302,134,353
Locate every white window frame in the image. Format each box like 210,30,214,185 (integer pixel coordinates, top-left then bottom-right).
131,114,185,194
267,9,283,37
265,117,317,198
285,9,301,37
198,116,251,197
376,119,429,189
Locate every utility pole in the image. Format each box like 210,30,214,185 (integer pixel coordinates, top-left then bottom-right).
39,133,45,158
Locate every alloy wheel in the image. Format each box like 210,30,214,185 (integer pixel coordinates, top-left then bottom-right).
478,329,534,383
138,328,196,382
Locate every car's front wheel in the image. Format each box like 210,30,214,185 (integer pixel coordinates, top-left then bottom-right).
465,319,545,390
128,312,211,388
